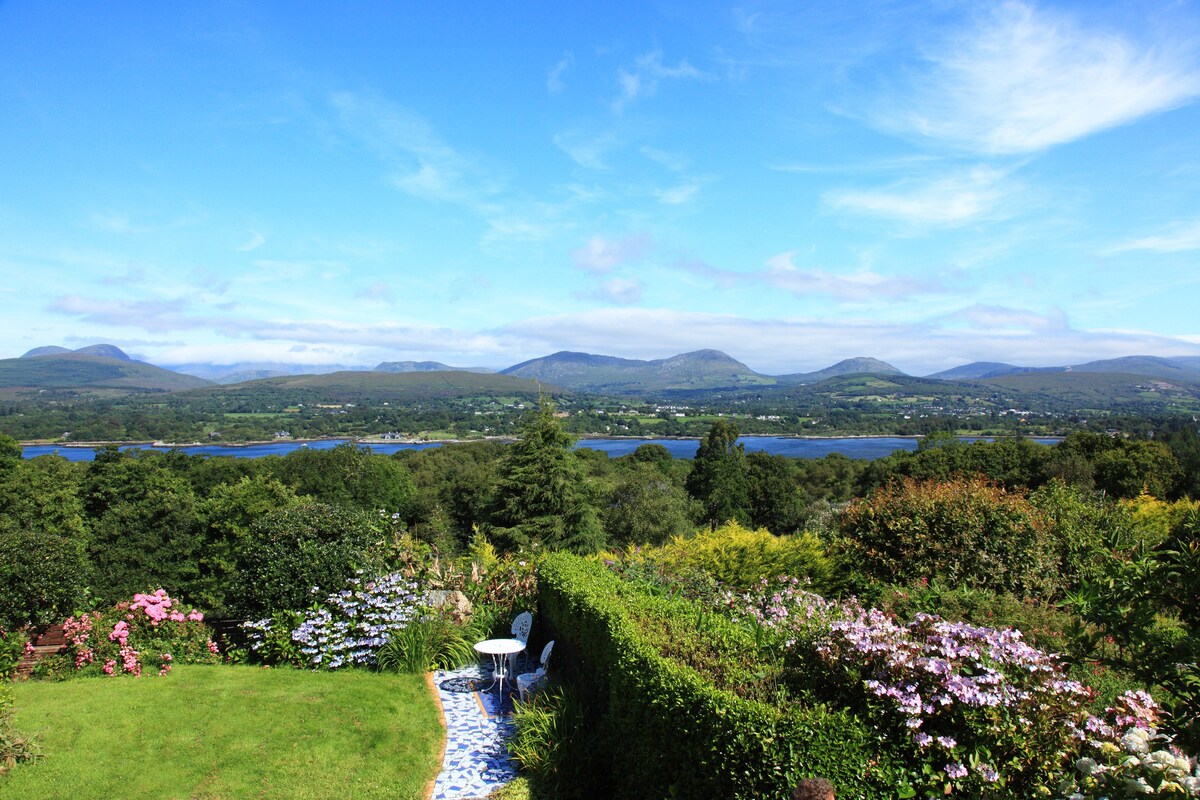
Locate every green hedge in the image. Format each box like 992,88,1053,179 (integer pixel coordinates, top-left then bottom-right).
538,554,908,800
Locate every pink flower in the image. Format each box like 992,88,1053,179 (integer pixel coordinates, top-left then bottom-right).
103,659,116,675
187,610,204,622
207,640,220,655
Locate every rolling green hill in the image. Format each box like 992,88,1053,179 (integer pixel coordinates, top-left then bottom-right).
181,370,561,405
0,352,213,397
501,349,777,394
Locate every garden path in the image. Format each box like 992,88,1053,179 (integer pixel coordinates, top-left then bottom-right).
428,663,520,800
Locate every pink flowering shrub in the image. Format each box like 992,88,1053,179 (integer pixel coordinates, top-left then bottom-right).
41,589,220,679
720,577,1200,798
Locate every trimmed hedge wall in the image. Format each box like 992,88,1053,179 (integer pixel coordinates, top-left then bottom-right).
538,553,908,800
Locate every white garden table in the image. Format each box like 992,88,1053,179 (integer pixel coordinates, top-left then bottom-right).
472,637,526,700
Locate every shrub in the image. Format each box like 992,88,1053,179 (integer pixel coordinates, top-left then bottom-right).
0,627,27,681
48,589,219,679
0,525,90,630
720,574,1200,798
233,503,387,616
538,553,910,800
243,571,425,670
837,476,1058,598
1058,691,1200,798
610,520,833,595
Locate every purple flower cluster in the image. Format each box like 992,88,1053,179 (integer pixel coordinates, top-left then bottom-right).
721,575,855,649
817,609,1091,792
247,571,426,669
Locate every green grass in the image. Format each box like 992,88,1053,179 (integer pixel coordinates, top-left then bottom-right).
4,665,443,800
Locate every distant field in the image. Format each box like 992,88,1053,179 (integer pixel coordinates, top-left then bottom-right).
5,665,442,800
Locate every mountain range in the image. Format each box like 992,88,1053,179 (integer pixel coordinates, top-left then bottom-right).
5,344,1200,400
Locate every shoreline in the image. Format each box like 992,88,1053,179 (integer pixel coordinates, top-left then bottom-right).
21,431,1061,449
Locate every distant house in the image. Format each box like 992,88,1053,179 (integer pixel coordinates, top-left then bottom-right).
274,430,292,439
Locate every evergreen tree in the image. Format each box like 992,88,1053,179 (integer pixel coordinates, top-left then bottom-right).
491,398,604,553
686,419,750,530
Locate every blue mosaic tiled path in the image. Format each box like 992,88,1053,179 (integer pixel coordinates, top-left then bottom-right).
429,663,520,800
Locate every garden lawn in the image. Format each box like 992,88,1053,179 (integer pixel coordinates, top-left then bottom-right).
3,664,443,800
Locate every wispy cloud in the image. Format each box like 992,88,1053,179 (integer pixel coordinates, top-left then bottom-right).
236,230,266,252
1106,218,1200,253
612,50,703,112
654,180,705,205
762,252,941,301
938,303,1068,332
90,212,146,235
825,166,1015,225
868,1,1200,154
640,145,688,172
576,276,645,305
330,91,499,204
48,295,196,332
100,267,149,287
547,52,573,93
671,253,941,301
573,233,651,273
355,282,396,305
553,130,618,171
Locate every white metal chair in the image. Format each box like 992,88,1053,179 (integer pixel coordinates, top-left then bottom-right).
517,640,554,703
508,611,533,676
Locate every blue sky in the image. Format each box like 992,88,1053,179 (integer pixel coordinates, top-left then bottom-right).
3,0,1200,376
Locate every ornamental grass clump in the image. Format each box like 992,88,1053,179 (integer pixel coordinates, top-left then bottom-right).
244,571,426,669
43,589,219,679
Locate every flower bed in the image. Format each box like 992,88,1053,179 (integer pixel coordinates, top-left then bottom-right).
720,576,1200,798
39,589,220,679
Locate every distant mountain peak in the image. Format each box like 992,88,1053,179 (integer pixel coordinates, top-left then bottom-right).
21,346,73,358
374,360,493,375
22,344,131,361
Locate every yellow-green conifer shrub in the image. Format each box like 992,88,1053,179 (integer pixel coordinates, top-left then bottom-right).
1120,489,1199,548
656,520,833,591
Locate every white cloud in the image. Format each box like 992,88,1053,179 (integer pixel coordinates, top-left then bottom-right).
330,91,498,204
355,282,396,306
640,145,688,172
236,231,265,252
825,166,1014,225
1106,218,1200,253
612,50,703,112
553,130,618,171
547,53,574,93
577,277,645,305
572,233,651,273
871,1,1200,154
762,252,941,301
654,181,704,205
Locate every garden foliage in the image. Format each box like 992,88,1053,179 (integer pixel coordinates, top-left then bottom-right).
837,476,1059,598
39,589,220,679
536,553,909,800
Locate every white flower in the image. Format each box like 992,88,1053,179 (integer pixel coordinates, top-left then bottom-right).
1122,727,1151,755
